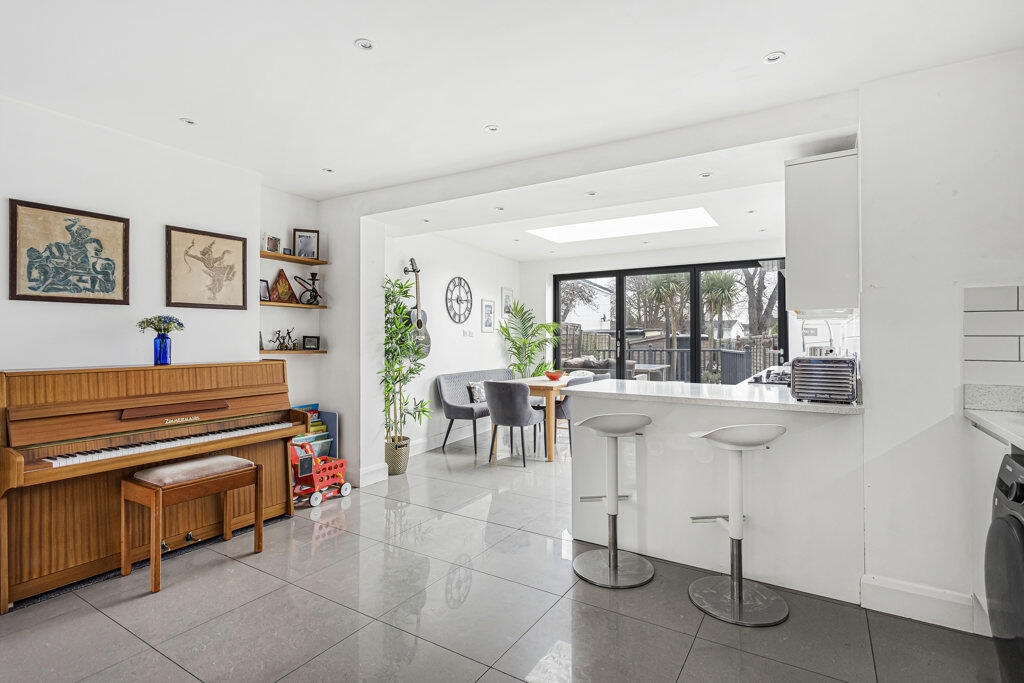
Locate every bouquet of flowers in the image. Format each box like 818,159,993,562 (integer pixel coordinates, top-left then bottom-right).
137,315,185,335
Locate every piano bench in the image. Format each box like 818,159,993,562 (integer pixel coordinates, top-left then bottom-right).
120,455,264,593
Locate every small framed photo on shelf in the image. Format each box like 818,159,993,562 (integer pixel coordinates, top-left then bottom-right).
282,248,293,256
259,279,270,301
293,228,320,260
302,335,320,350
265,235,281,253
480,299,495,333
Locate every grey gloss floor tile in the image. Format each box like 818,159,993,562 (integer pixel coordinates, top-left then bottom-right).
494,597,693,682
867,611,1001,682
401,478,494,512
360,473,432,499
213,515,376,581
468,530,581,595
388,512,516,565
0,591,88,640
478,668,523,682
380,569,559,665
296,543,455,617
157,585,369,682
298,492,443,541
76,548,284,644
281,620,487,682
697,588,876,682
567,558,709,635
81,648,197,682
449,489,551,529
0,601,148,681
679,638,835,682
519,500,573,539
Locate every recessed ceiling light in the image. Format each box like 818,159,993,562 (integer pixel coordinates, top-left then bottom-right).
494,206,505,211
527,207,718,243
747,210,756,214
178,117,197,126
758,228,767,232
548,250,555,254
763,51,786,64
321,167,334,173
422,218,430,223
354,38,374,50
484,124,499,132
698,171,712,178
586,191,598,196
512,238,520,242
641,241,650,245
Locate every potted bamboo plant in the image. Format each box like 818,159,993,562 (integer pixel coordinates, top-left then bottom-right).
380,276,431,474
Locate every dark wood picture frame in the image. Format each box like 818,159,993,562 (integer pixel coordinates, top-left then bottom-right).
165,225,247,310
292,228,320,260
9,198,130,305
302,335,320,350
259,279,271,301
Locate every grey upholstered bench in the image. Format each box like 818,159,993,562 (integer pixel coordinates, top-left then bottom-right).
435,368,514,453
120,454,263,592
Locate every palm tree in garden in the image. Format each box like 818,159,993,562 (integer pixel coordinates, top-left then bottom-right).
701,271,739,343
649,274,688,348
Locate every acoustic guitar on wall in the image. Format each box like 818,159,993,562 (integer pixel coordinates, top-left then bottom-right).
403,257,431,355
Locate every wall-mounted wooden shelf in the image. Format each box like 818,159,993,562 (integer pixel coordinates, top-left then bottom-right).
260,250,328,266
260,349,327,355
259,301,327,310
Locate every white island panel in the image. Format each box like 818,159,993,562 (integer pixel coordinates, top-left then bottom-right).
570,390,864,603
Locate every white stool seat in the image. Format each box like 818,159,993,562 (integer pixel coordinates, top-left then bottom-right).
578,413,652,437
688,424,786,450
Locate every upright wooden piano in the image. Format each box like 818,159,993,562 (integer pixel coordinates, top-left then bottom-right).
0,360,309,613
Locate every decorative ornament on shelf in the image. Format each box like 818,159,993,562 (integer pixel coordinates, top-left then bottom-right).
137,315,185,365
270,328,295,351
269,269,299,304
294,272,323,306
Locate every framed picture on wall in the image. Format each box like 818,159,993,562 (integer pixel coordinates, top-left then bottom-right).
501,287,514,316
165,225,247,310
481,298,495,333
259,279,271,301
293,228,320,260
9,199,130,305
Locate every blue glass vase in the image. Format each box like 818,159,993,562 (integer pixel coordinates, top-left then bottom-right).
153,333,171,365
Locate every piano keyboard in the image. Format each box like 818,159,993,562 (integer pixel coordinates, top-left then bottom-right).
41,421,296,468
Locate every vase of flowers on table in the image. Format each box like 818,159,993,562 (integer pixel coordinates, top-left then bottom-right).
137,315,185,365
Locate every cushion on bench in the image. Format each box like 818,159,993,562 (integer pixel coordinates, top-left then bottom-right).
134,454,254,487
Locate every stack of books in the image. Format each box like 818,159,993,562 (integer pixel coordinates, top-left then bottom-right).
293,403,327,434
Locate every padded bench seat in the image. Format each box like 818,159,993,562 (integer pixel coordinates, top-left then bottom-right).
134,454,253,487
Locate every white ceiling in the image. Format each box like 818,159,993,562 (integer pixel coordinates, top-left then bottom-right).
1,2,1022,199
434,182,785,262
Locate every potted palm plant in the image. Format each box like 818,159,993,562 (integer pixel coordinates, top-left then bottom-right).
499,301,560,377
380,276,431,474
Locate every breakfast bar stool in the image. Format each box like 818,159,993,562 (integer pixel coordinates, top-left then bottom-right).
121,454,263,593
687,424,788,627
573,413,655,589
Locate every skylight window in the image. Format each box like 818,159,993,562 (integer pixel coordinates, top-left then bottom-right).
526,207,718,243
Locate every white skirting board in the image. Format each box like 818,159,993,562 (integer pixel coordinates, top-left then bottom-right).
356,461,389,489
408,420,493,456
860,574,979,633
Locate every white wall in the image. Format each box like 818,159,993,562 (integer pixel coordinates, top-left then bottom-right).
259,186,323,405
384,232,520,454
318,94,854,487
859,49,1024,632
0,96,261,369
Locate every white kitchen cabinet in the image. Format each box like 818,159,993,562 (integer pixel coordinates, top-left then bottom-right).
784,149,860,311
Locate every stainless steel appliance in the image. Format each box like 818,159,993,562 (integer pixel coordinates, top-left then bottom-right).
790,356,858,403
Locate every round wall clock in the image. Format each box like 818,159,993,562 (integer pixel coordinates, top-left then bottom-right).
445,276,473,323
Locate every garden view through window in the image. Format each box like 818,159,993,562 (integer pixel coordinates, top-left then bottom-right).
555,261,785,384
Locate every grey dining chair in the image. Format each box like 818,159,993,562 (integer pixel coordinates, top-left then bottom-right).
483,380,546,467
534,374,593,451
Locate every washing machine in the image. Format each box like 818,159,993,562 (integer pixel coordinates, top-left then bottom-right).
985,452,1024,681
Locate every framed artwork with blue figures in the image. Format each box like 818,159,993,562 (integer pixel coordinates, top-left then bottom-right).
9,199,130,305
166,225,247,310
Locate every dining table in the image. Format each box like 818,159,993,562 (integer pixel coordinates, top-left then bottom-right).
495,375,571,462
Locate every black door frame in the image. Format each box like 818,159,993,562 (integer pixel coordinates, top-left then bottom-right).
552,257,787,382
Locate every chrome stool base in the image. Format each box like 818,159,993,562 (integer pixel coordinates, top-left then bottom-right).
688,575,789,627
573,548,655,589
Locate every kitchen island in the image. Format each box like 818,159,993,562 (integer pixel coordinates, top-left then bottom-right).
560,379,864,602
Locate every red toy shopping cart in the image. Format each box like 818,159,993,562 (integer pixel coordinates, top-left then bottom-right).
289,441,351,507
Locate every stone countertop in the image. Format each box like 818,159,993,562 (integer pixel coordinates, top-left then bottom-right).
964,408,1024,450
560,379,864,415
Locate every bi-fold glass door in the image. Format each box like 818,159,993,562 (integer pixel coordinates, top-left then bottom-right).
554,260,787,385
